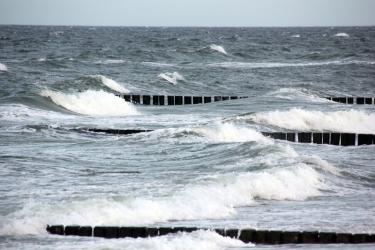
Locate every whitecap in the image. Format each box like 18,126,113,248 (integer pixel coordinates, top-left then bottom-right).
291,34,300,38
334,32,350,37
158,72,185,85
0,63,8,71
243,108,375,133
40,89,138,116
93,75,130,94
209,44,228,55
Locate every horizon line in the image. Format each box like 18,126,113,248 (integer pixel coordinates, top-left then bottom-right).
1,24,375,28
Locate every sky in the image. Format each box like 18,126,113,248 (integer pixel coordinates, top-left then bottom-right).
0,0,375,27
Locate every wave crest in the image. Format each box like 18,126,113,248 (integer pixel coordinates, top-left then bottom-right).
92,75,130,93
158,72,185,85
334,32,350,37
209,44,227,55
40,89,139,116
0,63,7,71
242,108,375,133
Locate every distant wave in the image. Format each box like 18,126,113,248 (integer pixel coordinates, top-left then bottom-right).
40,89,139,116
0,63,7,71
209,44,228,55
91,75,130,94
207,60,375,69
242,108,375,133
142,61,176,67
291,34,300,38
267,88,328,102
95,59,125,64
158,72,185,85
334,32,350,38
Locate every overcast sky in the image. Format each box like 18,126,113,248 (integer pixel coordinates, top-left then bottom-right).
0,0,374,27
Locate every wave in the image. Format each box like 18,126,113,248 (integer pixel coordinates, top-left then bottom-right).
192,123,270,143
209,44,228,55
0,63,7,71
334,32,350,38
158,72,186,85
92,75,130,94
207,60,375,69
242,108,375,133
95,59,126,64
0,158,328,235
291,34,300,38
266,88,328,102
40,89,139,116
142,61,176,67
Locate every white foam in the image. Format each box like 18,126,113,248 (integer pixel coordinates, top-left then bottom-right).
158,72,185,85
209,44,228,55
334,32,350,37
37,58,46,62
0,155,327,235
40,89,138,116
291,34,300,38
193,122,270,143
3,230,248,250
0,63,7,71
245,108,375,133
93,75,130,94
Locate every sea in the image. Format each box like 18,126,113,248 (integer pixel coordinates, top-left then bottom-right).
0,26,374,250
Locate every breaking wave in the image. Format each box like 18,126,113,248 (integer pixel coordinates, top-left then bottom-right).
0,159,327,235
0,63,7,71
40,89,139,116
209,44,228,55
92,75,130,94
242,108,375,133
158,72,186,85
334,33,350,37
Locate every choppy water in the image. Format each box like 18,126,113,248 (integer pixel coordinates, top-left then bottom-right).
0,26,374,250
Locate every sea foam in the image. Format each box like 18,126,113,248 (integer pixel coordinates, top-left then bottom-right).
0,162,325,235
244,108,375,133
209,44,228,55
40,89,138,116
0,63,7,71
158,72,185,85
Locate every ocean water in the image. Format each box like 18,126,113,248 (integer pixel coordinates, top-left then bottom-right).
0,26,374,250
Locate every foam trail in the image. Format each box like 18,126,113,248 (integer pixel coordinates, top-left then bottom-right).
40,89,139,116
93,75,130,94
0,63,7,71
334,33,350,37
244,108,375,133
209,44,228,55
158,72,185,85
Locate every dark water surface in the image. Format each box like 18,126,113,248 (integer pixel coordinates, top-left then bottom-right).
0,26,374,249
